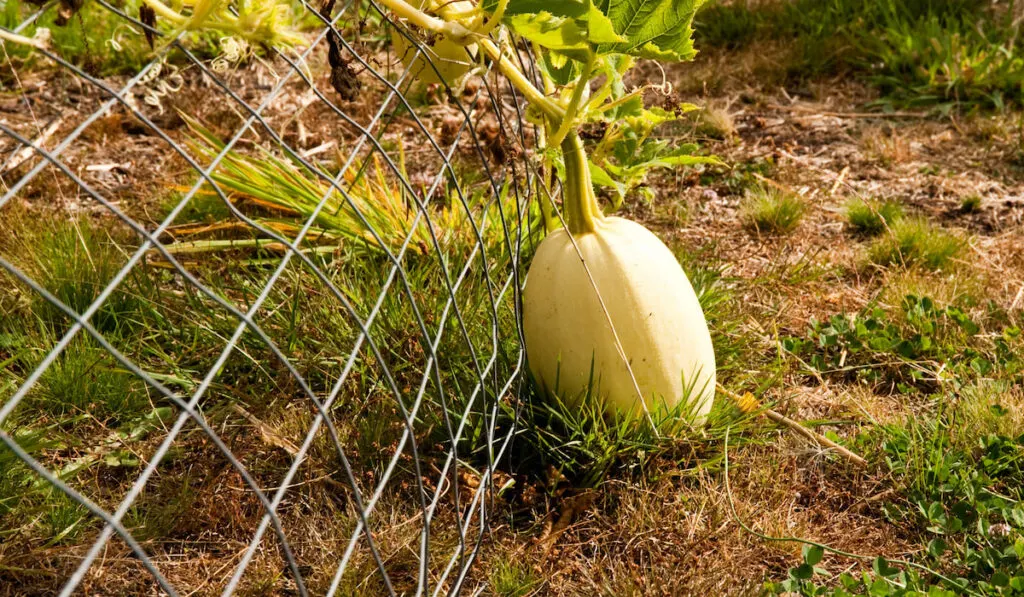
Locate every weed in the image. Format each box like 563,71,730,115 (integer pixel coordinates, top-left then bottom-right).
867,218,963,270
880,406,1024,593
21,218,149,335
767,378,1024,595
0,0,152,76
124,471,198,542
701,157,776,196
694,0,765,50
960,195,982,214
31,337,150,421
489,558,540,597
845,198,904,236
509,380,743,488
160,119,530,263
42,491,91,545
783,295,1021,393
862,129,914,166
862,12,1024,110
696,0,1021,109
694,105,737,140
740,184,805,235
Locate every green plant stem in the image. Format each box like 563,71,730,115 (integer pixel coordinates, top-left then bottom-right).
139,0,189,25
477,37,563,119
373,0,562,119
384,0,472,40
561,131,603,235
0,28,47,48
549,54,593,147
475,0,508,37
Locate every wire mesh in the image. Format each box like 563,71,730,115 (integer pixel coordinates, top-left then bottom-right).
0,0,539,593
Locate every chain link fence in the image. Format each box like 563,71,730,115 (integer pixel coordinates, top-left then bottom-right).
0,0,540,593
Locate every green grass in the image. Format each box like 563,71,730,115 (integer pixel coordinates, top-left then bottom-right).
770,325,1024,595
0,0,299,81
783,293,1022,393
42,492,91,545
845,198,904,236
31,337,151,421
489,559,541,597
960,194,983,213
695,0,1022,109
740,184,806,235
19,218,149,335
694,0,762,50
0,0,153,77
867,217,963,270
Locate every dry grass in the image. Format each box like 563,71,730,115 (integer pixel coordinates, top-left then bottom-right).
3,11,1024,597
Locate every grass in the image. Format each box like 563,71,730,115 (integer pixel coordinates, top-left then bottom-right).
694,105,737,140
1,173,1020,596
0,143,534,589
783,292,1022,393
740,184,806,234
845,197,904,236
4,3,1024,591
0,214,154,336
489,558,540,597
867,217,964,270
158,119,533,264
0,0,315,82
960,194,983,213
30,337,150,421
694,0,1023,109
1,0,154,77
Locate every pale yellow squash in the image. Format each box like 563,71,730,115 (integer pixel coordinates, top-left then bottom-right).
391,0,477,86
522,133,716,423
392,34,476,86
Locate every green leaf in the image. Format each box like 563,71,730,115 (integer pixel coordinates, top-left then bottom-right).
594,0,705,61
501,0,624,58
506,12,593,61
803,544,824,566
872,557,900,578
588,160,626,199
583,1,623,43
541,51,577,85
791,563,814,580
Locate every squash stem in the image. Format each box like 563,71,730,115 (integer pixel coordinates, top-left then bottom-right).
561,131,603,235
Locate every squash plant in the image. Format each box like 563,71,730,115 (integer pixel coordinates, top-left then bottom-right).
379,0,718,426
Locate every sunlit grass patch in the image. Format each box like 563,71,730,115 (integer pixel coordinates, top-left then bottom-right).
18,218,150,335
488,558,540,597
30,337,151,421
845,197,903,236
740,184,805,235
867,217,963,270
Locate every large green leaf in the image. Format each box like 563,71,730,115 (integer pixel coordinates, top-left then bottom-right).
501,0,703,61
594,0,705,61
506,12,593,61
501,0,623,58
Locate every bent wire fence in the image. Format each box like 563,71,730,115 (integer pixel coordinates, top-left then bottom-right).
0,0,540,593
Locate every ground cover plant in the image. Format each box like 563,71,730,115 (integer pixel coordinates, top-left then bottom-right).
2,0,1024,594
695,0,1024,110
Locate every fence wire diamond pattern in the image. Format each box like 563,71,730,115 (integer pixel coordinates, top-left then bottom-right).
0,1,539,593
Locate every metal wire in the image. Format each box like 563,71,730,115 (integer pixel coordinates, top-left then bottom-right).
0,0,538,592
